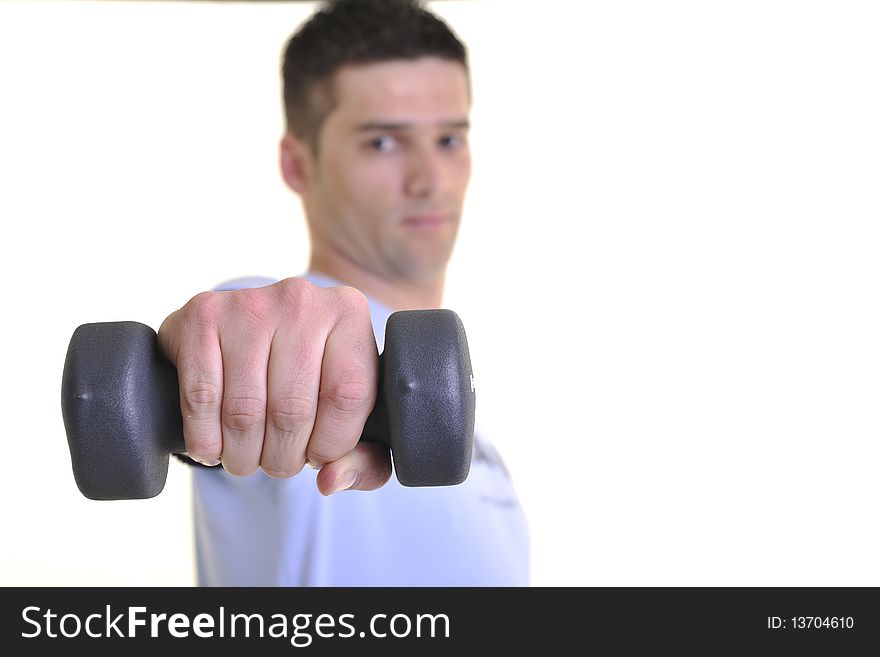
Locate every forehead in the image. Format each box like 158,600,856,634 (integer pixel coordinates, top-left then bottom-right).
329,57,470,125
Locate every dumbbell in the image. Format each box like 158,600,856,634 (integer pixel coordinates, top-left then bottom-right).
61,309,475,500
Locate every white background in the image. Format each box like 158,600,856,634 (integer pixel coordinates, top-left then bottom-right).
1,0,878,586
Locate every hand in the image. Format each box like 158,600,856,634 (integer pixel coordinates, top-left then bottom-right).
157,277,391,494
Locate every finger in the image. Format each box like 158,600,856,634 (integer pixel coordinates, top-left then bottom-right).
160,310,225,466
219,328,271,476
307,303,378,467
260,326,324,478
315,441,393,495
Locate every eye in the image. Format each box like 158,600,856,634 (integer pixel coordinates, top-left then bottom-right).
368,135,397,152
439,133,466,150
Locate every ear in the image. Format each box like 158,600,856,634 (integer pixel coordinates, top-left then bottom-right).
279,132,314,196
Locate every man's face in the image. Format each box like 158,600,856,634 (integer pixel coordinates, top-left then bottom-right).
288,57,472,285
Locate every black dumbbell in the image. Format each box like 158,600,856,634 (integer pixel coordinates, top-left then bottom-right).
61,309,475,500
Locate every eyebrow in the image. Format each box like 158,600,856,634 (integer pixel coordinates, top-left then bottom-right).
355,120,470,132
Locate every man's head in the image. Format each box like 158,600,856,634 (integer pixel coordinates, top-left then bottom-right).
282,0,469,151
279,0,472,288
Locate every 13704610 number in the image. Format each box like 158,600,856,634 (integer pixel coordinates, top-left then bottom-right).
790,617,854,629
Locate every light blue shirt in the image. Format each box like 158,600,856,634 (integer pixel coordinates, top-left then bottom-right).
190,273,529,586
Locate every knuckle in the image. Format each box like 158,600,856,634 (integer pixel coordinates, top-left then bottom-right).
269,394,316,434
231,288,274,327
181,379,222,415
272,277,318,321
186,291,222,323
305,444,338,467
278,276,314,294
221,394,266,433
276,277,315,304
334,285,370,316
320,372,373,415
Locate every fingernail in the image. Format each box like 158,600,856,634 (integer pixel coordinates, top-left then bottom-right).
331,471,359,494
305,459,321,470
191,455,221,467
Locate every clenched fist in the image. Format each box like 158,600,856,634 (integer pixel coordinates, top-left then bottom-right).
157,278,392,495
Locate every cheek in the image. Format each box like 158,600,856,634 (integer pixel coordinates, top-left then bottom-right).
318,151,403,228
450,148,472,177
349,162,401,212
449,157,472,197
319,161,383,215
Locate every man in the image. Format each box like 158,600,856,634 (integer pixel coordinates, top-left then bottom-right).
159,0,529,586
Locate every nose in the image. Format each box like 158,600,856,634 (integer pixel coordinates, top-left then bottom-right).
403,145,442,199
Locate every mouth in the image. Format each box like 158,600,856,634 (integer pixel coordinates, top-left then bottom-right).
402,214,453,230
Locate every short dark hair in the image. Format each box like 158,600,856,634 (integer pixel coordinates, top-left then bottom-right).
282,0,469,151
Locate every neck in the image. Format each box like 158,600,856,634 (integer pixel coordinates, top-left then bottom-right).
308,250,445,312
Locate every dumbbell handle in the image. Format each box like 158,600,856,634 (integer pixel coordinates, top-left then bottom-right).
116,339,394,458
156,359,393,459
